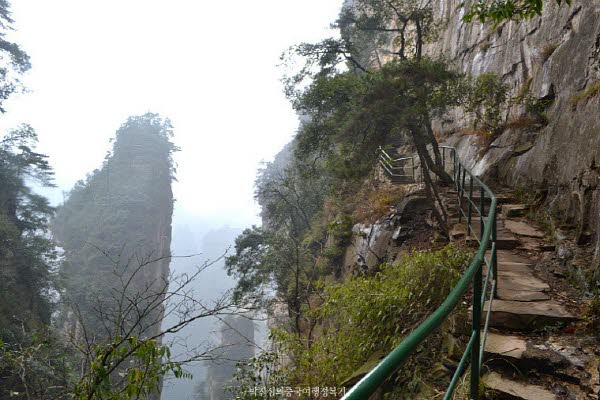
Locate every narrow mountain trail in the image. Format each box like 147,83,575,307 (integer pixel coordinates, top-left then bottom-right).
444,189,600,400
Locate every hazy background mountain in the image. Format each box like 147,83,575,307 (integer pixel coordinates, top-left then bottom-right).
162,214,266,400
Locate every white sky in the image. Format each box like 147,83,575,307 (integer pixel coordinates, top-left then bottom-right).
1,0,342,227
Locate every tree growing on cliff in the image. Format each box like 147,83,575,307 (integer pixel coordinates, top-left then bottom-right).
283,0,437,87
0,0,55,342
463,0,572,24
0,127,63,399
283,0,460,232
0,125,57,339
226,145,331,336
286,58,464,231
0,0,31,113
338,0,436,63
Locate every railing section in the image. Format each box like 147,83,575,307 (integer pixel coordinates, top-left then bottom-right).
343,146,497,400
378,147,418,182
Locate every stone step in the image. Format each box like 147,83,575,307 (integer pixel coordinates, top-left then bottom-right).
444,207,497,222
445,210,461,220
494,262,550,301
446,191,515,205
496,273,550,292
448,215,504,226
484,333,599,390
449,224,467,241
484,332,527,360
497,288,551,301
493,250,534,264
501,204,528,218
496,261,533,271
494,265,535,275
483,372,558,400
483,265,551,301
482,300,577,330
484,332,574,367
485,265,537,278
389,176,416,184
504,220,545,239
452,215,502,226
466,234,520,250
519,237,555,252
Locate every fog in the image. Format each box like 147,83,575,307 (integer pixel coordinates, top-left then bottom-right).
1,0,342,226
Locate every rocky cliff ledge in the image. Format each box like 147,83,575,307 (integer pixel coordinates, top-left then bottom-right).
428,0,600,287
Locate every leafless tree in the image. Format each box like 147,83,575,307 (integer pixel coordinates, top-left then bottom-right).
59,246,259,400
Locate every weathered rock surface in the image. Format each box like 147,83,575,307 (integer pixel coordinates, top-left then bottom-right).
428,0,600,273
343,193,433,274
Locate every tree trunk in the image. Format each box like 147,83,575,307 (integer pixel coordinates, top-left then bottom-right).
410,127,449,236
412,122,452,184
422,119,453,184
415,18,422,61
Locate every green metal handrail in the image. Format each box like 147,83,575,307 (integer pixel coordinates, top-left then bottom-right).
343,146,497,400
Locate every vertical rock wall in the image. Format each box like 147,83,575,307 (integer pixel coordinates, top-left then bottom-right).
52,114,176,397
427,0,600,277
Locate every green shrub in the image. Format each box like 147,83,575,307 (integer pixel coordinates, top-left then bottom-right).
464,73,509,136
570,81,600,108
268,246,473,396
228,352,289,400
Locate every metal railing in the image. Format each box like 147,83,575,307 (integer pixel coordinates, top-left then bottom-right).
378,146,454,184
343,146,497,400
378,147,418,182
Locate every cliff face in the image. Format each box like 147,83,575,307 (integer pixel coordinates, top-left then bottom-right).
427,0,600,283
342,191,435,274
53,113,176,342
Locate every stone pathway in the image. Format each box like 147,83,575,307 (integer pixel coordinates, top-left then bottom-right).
443,189,600,399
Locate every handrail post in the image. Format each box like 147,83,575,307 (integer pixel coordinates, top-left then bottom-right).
455,152,459,189
458,165,464,222
456,152,460,191
451,150,455,182
492,215,498,298
453,150,457,186
467,176,473,237
480,186,485,242
412,157,415,182
442,147,446,176
452,150,455,183
470,260,483,400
